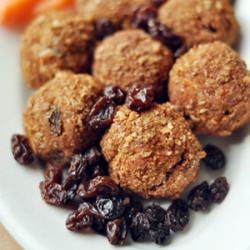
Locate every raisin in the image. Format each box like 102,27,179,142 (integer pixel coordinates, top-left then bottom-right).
68,154,88,181
88,97,116,131
149,223,170,245
84,147,102,166
131,6,157,31
165,199,189,232
174,44,188,59
151,0,166,7
124,195,144,226
210,177,229,204
11,134,34,165
66,207,93,232
106,218,128,245
187,181,211,211
144,203,166,225
40,181,68,206
77,176,119,199
44,162,63,183
104,86,126,105
126,85,155,112
96,195,125,220
203,145,226,170
92,217,107,235
148,19,183,52
78,202,99,215
91,164,108,178
95,18,117,40
48,109,63,136
130,212,150,241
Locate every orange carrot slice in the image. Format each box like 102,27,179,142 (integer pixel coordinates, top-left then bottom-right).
0,0,41,27
35,0,75,14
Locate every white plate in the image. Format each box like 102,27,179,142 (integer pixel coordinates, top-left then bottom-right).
0,1,250,250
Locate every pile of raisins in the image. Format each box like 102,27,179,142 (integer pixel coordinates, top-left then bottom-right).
11,129,230,246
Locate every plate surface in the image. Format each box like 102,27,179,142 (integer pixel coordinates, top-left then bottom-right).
0,1,250,250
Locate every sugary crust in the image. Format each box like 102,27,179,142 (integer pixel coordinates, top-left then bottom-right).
76,0,152,24
101,103,204,199
20,12,95,88
23,72,103,162
159,0,239,48
169,41,250,136
93,29,173,91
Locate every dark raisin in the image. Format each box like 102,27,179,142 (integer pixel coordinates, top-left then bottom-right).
78,202,99,215
187,181,211,211
11,134,34,165
84,147,102,166
148,19,183,52
66,182,79,201
68,154,88,181
149,223,170,245
126,85,155,112
203,144,226,170
92,217,107,235
40,181,68,206
88,97,116,131
165,199,189,232
130,212,150,241
124,195,144,226
77,176,119,199
151,0,166,7
44,162,63,183
48,109,63,136
104,86,126,105
144,203,166,225
91,164,108,178
174,44,188,59
95,18,117,40
210,177,229,204
131,6,157,31
106,218,128,245
96,196,125,219
66,207,93,232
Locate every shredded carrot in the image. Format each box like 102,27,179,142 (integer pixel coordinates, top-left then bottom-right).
35,0,75,14
0,0,41,27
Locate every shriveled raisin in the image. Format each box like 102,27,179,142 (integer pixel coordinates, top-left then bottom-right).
165,199,189,232
210,177,229,204
96,195,125,219
187,181,211,211
40,181,68,206
88,97,116,131
48,109,63,136
92,217,107,235
151,0,166,7
66,207,93,232
77,176,119,199
130,212,150,241
104,86,126,105
11,134,34,165
84,147,102,166
44,162,63,183
147,19,183,52
67,154,88,181
149,223,170,245
144,203,166,225
126,85,155,112
203,145,226,170
95,18,117,40
106,219,128,245
131,6,157,31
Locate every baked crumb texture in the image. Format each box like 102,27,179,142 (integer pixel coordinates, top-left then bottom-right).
77,0,152,25
159,0,239,48
23,72,103,162
20,12,95,88
101,103,205,199
169,41,250,136
93,29,173,91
